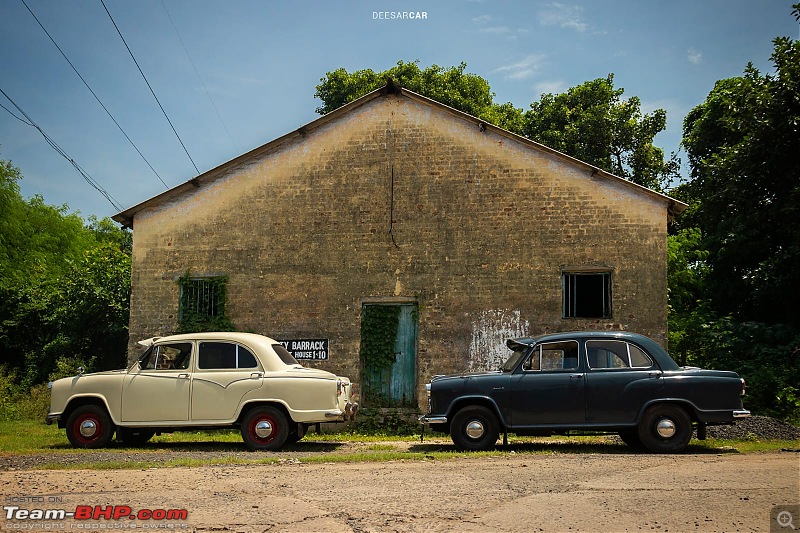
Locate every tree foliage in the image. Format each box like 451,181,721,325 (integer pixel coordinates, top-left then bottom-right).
315,61,497,119
524,74,678,190
315,62,676,190
0,156,131,389
681,35,800,327
669,6,800,419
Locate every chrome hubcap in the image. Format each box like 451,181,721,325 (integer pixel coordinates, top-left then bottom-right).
255,420,274,439
79,420,98,438
466,420,485,439
656,418,676,438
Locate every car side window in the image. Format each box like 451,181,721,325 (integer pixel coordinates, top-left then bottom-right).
198,342,259,370
523,341,579,371
586,340,653,369
628,344,652,367
141,343,192,370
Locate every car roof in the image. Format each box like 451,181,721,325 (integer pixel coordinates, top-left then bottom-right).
147,332,279,345
507,331,679,371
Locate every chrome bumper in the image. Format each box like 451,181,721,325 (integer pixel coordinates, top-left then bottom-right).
419,415,448,425
733,410,751,418
325,402,359,421
45,413,60,425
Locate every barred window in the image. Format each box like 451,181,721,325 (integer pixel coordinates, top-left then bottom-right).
180,278,223,320
563,271,611,319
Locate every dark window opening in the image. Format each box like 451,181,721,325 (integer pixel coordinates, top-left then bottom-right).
563,272,611,319
199,342,258,369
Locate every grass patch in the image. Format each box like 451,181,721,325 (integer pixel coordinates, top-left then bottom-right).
2,419,797,471
0,420,69,454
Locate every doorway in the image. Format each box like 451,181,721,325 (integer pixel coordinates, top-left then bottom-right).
360,303,418,407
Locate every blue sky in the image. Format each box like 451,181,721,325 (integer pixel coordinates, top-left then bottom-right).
1,0,797,219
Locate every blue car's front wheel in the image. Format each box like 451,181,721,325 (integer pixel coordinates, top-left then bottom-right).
450,405,499,451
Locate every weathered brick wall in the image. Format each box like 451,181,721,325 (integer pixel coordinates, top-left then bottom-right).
127,93,669,409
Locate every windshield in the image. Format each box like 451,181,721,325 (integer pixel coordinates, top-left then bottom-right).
501,348,529,372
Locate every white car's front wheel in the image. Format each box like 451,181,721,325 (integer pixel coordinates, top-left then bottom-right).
66,405,115,449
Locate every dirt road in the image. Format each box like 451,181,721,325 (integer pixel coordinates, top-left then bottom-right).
1,446,798,532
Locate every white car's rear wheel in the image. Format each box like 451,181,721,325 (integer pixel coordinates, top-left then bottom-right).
241,406,289,451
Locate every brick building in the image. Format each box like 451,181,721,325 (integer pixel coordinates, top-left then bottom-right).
113,85,686,410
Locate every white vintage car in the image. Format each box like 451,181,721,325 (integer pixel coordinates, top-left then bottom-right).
46,332,358,450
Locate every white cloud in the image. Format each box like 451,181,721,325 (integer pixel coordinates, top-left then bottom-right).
478,26,512,35
534,79,566,95
472,14,492,24
492,54,547,81
538,3,587,32
687,48,703,65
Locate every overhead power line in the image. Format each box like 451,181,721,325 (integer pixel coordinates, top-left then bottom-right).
100,0,200,175
0,87,124,212
19,0,169,189
161,0,238,154
0,100,33,126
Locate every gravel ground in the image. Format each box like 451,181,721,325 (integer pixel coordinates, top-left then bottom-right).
705,415,800,440
1,451,798,532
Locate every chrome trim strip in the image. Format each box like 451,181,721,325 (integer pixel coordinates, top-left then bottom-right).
733,410,751,418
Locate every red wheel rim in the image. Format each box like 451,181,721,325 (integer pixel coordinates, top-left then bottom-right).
73,413,103,445
248,414,278,444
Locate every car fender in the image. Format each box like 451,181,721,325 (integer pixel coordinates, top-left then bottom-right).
445,395,509,429
62,394,120,425
635,398,701,424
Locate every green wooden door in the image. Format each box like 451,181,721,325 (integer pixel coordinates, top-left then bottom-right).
361,304,418,407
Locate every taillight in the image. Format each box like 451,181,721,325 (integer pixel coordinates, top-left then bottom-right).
740,378,747,396
337,379,343,396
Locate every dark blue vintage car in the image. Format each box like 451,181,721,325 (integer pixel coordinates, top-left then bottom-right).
420,331,750,453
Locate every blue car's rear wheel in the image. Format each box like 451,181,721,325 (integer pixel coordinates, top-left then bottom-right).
638,404,692,453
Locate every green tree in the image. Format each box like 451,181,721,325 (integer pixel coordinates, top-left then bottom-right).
0,156,132,387
682,32,800,328
1,159,94,288
671,5,800,419
315,61,504,119
315,63,675,191
523,74,678,190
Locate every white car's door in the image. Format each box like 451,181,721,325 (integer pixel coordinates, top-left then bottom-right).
190,341,263,421
121,342,193,423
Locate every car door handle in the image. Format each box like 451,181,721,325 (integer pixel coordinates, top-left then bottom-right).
250,372,264,378
570,374,584,379
177,373,190,379
649,372,662,378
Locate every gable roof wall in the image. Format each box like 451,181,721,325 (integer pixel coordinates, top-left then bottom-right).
112,84,687,228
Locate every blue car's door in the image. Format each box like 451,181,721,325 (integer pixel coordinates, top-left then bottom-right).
584,339,664,424
509,340,586,426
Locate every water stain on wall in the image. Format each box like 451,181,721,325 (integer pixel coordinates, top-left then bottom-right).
469,309,530,371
